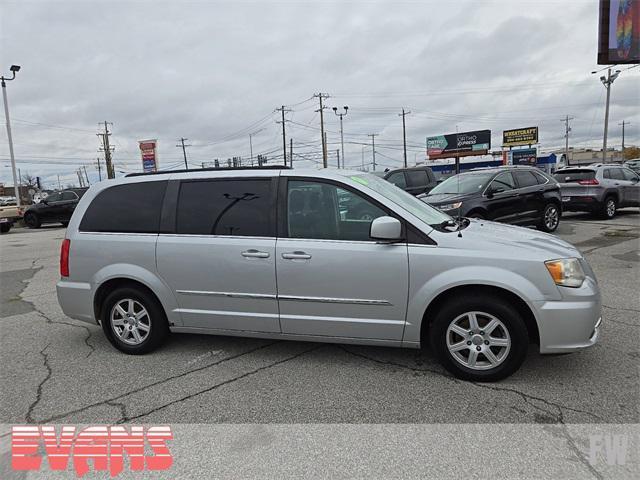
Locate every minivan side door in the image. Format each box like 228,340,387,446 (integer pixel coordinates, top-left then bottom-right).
275,177,409,341
156,177,280,333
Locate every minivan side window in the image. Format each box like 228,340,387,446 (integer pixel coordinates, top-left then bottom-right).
387,172,407,188
176,179,272,236
287,180,386,241
80,181,167,233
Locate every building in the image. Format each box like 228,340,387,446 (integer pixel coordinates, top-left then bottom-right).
554,148,625,166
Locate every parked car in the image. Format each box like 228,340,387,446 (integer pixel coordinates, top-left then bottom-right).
57,167,601,382
384,166,438,196
23,188,87,228
419,166,562,232
623,158,640,174
553,164,640,219
0,203,22,233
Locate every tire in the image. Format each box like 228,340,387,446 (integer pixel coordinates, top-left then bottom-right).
600,196,617,219
101,286,169,354
24,212,41,229
430,294,529,382
538,203,560,233
0,223,11,233
468,212,485,220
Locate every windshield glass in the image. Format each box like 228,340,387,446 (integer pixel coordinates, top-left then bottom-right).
347,173,450,226
429,172,494,195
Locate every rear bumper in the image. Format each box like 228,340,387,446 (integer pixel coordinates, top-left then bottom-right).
561,195,601,212
56,280,96,325
534,277,602,354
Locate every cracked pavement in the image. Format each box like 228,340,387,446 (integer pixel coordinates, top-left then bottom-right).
0,212,638,478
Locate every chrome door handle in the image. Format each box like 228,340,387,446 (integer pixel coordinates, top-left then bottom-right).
282,251,312,260
241,249,270,258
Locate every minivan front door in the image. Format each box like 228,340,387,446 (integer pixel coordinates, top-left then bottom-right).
276,178,409,341
156,178,280,333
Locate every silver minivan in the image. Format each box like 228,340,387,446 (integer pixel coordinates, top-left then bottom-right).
57,168,601,381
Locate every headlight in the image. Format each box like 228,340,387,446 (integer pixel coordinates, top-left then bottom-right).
438,202,462,211
545,258,585,288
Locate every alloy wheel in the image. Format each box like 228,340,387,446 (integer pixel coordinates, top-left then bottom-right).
606,198,616,218
446,311,511,371
110,299,151,345
544,205,559,230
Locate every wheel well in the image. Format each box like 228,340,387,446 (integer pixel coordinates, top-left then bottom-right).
93,278,163,324
466,208,487,218
603,191,618,202
420,285,540,347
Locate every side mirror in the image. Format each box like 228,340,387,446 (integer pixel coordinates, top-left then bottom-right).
370,216,402,242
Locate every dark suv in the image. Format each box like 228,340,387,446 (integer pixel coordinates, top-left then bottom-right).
420,166,562,232
384,166,438,196
24,188,87,228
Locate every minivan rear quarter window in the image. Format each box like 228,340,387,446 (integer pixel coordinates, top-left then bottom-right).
80,181,167,233
176,179,272,236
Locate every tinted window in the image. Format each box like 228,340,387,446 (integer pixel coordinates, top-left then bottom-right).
386,172,407,188
176,179,271,236
46,192,62,202
80,181,167,233
288,180,386,241
61,191,78,201
532,170,550,184
513,171,538,188
490,172,516,192
609,168,625,180
622,168,639,181
553,169,596,183
429,172,494,195
406,170,428,187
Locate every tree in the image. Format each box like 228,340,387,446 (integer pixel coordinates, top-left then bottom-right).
623,146,640,160
22,172,38,189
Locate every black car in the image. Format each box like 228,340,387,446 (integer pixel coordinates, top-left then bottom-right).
24,188,87,228
384,166,438,196
419,166,562,232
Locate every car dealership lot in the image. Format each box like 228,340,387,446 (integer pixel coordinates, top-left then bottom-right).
0,211,638,429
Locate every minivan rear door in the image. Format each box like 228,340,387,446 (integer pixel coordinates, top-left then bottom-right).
156,177,280,333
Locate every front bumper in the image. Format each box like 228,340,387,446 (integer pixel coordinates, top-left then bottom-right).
533,276,602,354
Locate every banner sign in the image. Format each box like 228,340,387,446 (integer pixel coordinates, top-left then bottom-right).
598,0,640,64
503,127,538,147
139,140,158,173
426,130,491,159
511,148,538,166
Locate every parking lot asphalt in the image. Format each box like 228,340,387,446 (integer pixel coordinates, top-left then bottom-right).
0,210,638,430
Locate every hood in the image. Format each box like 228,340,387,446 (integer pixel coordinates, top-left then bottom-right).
433,219,582,260
421,192,476,205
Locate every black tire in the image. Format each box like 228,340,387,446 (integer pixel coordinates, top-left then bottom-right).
101,286,169,354
430,294,529,382
468,211,485,220
24,212,41,229
600,196,617,219
0,223,11,233
538,202,560,233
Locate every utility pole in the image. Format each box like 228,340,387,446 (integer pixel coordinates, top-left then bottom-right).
96,157,102,181
314,93,330,168
176,137,190,169
332,106,348,168
1,65,21,207
619,120,630,152
368,134,378,171
83,166,90,186
561,115,574,166
57,175,61,190
290,138,293,168
595,68,621,162
248,128,264,166
97,122,115,179
399,109,410,168
76,170,84,188
336,149,340,168
276,106,291,166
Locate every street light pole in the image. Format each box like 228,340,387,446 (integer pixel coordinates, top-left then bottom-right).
1,65,21,207
595,67,621,163
333,106,348,168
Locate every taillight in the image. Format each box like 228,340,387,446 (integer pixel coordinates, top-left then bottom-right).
578,178,599,185
60,239,70,277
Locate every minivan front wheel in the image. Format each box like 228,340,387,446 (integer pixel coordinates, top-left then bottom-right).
101,287,169,354
430,295,528,381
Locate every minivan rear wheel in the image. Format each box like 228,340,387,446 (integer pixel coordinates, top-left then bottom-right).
430,295,528,381
101,287,169,354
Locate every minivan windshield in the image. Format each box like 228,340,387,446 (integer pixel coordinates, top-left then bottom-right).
428,172,494,195
347,173,450,226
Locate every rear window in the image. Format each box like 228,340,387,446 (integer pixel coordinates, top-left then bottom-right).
553,170,595,183
79,181,167,233
406,170,428,187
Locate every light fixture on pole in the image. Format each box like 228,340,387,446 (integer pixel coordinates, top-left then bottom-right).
592,67,621,162
1,65,21,207
332,106,348,168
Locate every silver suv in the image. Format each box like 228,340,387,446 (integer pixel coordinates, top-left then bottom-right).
554,164,640,219
57,168,601,381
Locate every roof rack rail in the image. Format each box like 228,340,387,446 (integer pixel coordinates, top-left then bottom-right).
125,165,290,177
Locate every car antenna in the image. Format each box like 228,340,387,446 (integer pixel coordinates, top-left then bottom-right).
457,160,463,238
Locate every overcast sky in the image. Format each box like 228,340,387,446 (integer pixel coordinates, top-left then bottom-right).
1,0,639,188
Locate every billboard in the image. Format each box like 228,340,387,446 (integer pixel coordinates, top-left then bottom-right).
427,130,491,159
139,140,158,173
503,127,538,147
511,148,538,166
598,0,640,64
